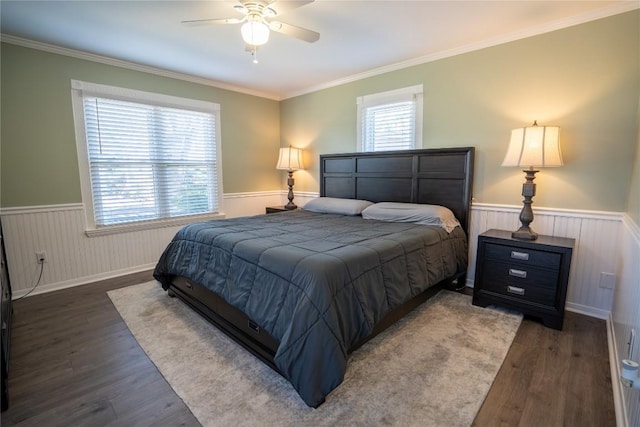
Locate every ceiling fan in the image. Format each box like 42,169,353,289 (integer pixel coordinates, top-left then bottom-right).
182,1,320,62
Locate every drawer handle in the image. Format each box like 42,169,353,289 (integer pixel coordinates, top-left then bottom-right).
248,319,260,334
511,251,530,261
508,269,527,279
507,285,526,296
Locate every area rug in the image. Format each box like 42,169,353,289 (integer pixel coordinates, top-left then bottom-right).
108,281,522,427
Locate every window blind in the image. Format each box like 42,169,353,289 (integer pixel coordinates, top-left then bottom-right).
82,97,219,226
362,100,416,152
357,85,423,153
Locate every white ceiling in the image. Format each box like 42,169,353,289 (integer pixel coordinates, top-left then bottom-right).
1,1,637,100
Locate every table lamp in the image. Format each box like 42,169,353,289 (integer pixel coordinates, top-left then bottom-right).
502,121,563,240
276,146,304,210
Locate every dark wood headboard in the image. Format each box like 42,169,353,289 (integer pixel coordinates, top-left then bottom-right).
320,147,475,234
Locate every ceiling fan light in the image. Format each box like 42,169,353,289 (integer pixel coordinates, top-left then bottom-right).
241,20,270,46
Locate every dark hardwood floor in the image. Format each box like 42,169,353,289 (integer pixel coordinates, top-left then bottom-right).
473,305,616,426
1,273,615,426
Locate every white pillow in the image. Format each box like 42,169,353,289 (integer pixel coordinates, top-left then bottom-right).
361,202,461,233
303,197,373,216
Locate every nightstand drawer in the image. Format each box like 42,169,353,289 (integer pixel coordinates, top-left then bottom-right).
484,242,562,270
480,261,558,306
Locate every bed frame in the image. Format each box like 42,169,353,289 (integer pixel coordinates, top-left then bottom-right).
167,147,475,376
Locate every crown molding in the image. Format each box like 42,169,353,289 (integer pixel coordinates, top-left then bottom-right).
283,1,640,99
1,1,637,102
0,34,281,101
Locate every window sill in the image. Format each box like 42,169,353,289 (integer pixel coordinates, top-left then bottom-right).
84,212,226,237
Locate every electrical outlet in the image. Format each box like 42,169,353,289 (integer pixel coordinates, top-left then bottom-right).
599,272,615,289
35,251,47,264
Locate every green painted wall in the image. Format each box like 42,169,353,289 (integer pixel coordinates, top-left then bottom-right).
2,11,639,213
281,10,640,212
0,43,281,207
627,98,640,225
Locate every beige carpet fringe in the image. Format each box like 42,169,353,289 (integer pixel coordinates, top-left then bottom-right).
108,281,522,427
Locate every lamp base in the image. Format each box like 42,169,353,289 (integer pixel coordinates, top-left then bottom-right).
512,226,538,241
512,168,539,241
285,170,297,210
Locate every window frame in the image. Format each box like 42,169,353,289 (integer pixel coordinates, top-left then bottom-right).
71,80,224,236
356,84,424,152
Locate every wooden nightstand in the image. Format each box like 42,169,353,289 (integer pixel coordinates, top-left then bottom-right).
472,229,575,330
265,206,293,214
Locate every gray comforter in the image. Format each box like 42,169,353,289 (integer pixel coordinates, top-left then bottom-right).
153,210,467,407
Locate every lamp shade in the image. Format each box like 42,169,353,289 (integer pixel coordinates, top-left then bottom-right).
502,122,563,168
241,17,270,46
276,147,304,171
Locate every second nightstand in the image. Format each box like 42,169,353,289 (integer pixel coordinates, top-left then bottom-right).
472,229,575,330
265,206,294,214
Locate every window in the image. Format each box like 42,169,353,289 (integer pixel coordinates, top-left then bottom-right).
71,80,223,235
357,85,423,152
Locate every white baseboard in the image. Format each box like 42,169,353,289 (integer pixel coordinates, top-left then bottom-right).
12,263,156,299
608,312,629,427
565,302,610,320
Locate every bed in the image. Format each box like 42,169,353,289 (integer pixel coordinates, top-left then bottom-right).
153,147,474,407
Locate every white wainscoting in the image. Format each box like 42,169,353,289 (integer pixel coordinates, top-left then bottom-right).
0,198,625,319
609,215,640,427
0,191,286,297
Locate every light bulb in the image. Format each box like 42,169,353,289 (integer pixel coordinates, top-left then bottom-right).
241,18,269,46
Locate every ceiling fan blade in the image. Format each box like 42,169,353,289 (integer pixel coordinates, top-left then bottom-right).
233,2,249,15
270,21,319,43
268,0,314,15
181,17,243,26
